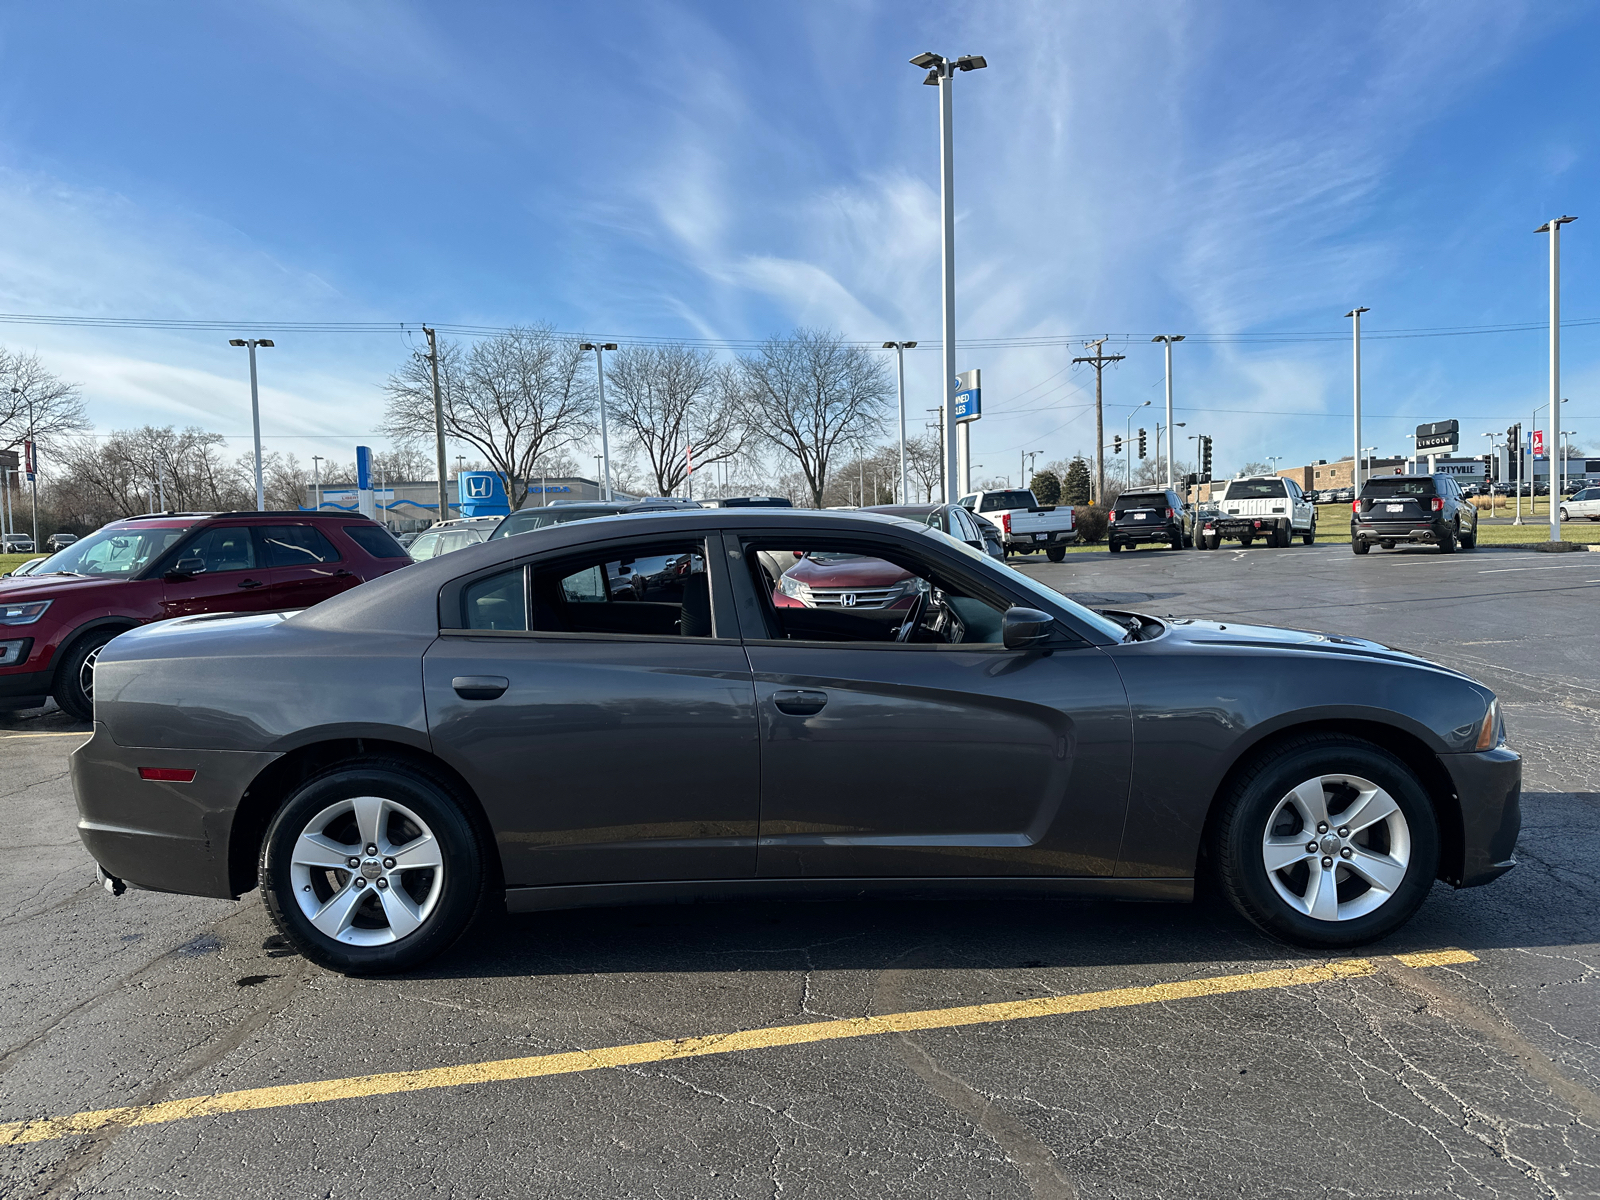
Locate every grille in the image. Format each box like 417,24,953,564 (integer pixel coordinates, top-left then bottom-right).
805,586,903,609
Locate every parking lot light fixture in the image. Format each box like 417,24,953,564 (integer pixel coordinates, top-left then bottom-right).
1536,216,1575,541
1126,400,1150,485
579,342,619,501
1345,308,1369,490
1152,335,1184,488
884,341,917,503
228,338,274,511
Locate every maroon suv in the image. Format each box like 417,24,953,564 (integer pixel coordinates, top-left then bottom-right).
0,511,412,719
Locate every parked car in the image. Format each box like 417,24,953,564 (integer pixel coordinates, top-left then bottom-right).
1351,474,1479,554
394,531,422,549
3,532,35,553
1330,487,1355,504
3,556,46,578
1560,487,1600,522
704,496,794,509
0,511,412,719
45,532,79,552
1197,477,1316,549
863,503,1006,561
74,508,1519,974
1107,488,1192,554
956,489,1075,560
490,499,699,541
407,517,500,561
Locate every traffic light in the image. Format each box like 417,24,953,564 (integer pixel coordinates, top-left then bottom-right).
1199,436,1213,481
1137,428,1147,459
1113,435,1122,456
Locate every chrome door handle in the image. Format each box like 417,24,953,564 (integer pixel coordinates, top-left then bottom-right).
238,578,265,589
772,689,827,716
452,675,509,700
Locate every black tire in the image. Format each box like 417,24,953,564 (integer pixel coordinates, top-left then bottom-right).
1239,535,1252,547
1438,525,1457,554
1559,507,1569,522
1169,533,1184,551
1459,523,1477,549
260,760,488,975
51,626,124,721
1211,734,1439,948
1302,527,1316,545
1352,538,1369,555
1046,546,1066,563
1108,541,1122,554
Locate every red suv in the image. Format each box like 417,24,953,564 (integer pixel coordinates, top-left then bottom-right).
0,511,412,719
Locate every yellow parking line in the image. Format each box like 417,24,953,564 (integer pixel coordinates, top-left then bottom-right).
0,731,91,739
0,954,1480,1146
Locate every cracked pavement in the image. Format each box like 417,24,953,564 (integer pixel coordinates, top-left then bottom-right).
1,541,1597,1197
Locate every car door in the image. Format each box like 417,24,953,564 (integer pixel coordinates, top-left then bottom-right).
156,525,280,619
422,531,760,887
724,528,1132,880
255,523,356,610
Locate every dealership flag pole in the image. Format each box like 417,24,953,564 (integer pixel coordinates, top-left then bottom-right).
1537,216,1575,542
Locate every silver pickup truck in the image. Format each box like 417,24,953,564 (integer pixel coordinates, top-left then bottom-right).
957,489,1077,561
1195,476,1317,549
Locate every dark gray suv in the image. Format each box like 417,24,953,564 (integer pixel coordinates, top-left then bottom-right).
1351,474,1479,554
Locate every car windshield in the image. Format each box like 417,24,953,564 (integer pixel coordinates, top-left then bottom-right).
910,524,1130,641
1224,480,1286,499
31,524,190,577
491,507,627,539
978,491,1035,512
1362,479,1436,498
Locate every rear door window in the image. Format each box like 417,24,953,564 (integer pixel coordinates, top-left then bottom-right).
464,567,528,630
258,525,341,567
342,524,410,558
530,540,712,638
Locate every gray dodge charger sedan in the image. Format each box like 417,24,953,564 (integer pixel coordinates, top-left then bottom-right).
72,509,1520,974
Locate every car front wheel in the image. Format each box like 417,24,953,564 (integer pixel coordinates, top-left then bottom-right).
52,627,122,721
260,761,488,975
1212,735,1439,947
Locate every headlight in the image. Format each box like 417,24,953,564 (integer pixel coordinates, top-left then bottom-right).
888,576,929,599
0,600,50,626
1474,699,1506,750
778,575,811,601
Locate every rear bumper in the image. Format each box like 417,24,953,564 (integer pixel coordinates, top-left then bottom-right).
70,722,280,899
1353,519,1447,542
1110,522,1181,545
1439,745,1521,888
1006,530,1075,549
0,665,49,709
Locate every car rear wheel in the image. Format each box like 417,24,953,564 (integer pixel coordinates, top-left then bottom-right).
1212,735,1439,947
260,761,488,975
1168,533,1183,551
1438,525,1457,554
51,627,123,721
1046,546,1066,562
1239,535,1252,547
1351,538,1369,554
1108,541,1122,554
1559,507,1569,521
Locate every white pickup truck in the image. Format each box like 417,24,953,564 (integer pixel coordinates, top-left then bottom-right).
957,489,1076,561
1195,476,1316,549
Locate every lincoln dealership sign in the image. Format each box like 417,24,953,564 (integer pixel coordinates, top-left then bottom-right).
1415,420,1459,453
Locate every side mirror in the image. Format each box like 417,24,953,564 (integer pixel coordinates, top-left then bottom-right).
1002,606,1054,650
167,556,205,580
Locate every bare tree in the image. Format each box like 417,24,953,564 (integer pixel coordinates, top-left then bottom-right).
604,344,748,497
56,426,249,519
382,325,596,510
904,434,944,502
738,329,892,509
0,349,89,455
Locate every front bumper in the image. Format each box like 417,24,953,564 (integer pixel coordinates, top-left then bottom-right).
0,663,49,709
70,722,280,899
1439,745,1521,887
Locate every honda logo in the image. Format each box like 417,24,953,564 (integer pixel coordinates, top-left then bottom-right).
466,476,493,499
842,593,857,607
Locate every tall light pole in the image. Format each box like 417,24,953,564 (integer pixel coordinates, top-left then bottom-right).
11,386,39,546
909,50,986,502
422,327,448,524
311,455,323,513
579,342,618,500
1480,432,1499,516
1126,400,1150,486
1536,215,1576,542
228,338,274,511
1151,335,1185,489
1362,446,1378,483
1022,450,1041,493
883,341,917,503
1344,308,1368,494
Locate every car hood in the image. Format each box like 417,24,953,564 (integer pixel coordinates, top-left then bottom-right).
0,572,134,601
788,556,913,588
1155,616,1463,674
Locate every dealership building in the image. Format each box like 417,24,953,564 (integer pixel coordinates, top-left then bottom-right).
301,475,626,531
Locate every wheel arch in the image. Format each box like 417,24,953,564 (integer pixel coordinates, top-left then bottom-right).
228,737,501,898
1197,718,1464,887
49,616,142,681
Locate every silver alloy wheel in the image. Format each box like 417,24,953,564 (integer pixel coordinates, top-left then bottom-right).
290,795,445,946
79,643,103,702
1261,773,1411,922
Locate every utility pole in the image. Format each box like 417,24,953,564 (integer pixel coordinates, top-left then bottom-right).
926,407,946,500
1022,450,1040,493
1073,339,1125,503
1344,308,1369,493
312,455,323,513
422,327,448,523
883,341,916,504
579,342,618,500
1536,215,1575,542
1152,335,1185,490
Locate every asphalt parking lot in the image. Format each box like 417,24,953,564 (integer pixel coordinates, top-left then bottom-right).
3,540,1598,1199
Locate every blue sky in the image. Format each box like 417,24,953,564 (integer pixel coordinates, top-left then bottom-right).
0,0,1594,483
